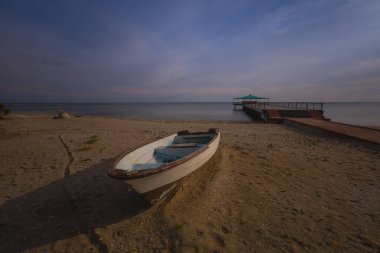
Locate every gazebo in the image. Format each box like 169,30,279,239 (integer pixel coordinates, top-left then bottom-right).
233,94,269,109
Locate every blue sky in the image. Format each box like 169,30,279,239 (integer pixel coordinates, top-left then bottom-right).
0,0,379,102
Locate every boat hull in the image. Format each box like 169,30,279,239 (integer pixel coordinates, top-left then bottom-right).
126,131,219,204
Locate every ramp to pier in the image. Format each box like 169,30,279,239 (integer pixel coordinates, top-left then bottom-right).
284,118,380,145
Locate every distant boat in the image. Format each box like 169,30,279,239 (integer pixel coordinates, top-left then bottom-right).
108,129,220,204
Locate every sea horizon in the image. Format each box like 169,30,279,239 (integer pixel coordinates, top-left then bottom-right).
4,101,380,126
4,101,380,104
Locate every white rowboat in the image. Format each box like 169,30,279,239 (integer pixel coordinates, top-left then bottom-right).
108,129,220,204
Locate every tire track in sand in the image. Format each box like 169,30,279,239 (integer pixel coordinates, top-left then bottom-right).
59,134,73,177
59,134,109,253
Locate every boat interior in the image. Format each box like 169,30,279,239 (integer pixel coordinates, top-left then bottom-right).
117,133,215,172
154,134,213,162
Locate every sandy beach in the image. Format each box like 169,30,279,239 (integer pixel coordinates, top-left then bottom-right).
0,115,379,253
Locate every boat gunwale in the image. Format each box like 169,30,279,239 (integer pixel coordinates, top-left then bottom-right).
107,128,220,180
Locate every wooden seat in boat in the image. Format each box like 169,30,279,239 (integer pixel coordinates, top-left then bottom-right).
167,143,198,148
154,144,202,162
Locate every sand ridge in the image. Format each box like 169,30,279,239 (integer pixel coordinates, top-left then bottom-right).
0,116,379,252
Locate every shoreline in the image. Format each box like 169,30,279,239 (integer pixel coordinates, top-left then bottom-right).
6,101,380,127
4,112,261,124
0,116,379,252
5,112,380,129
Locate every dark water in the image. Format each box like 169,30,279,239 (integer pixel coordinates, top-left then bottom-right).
323,102,380,126
5,103,252,121
5,102,380,125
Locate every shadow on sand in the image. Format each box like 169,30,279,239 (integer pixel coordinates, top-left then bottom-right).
0,159,149,253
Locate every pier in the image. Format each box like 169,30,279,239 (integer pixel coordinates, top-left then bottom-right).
233,95,326,123
242,101,326,123
234,94,380,144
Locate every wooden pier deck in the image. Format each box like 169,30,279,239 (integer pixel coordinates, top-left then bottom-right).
234,100,379,145
241,101,326,123
284,118,380,145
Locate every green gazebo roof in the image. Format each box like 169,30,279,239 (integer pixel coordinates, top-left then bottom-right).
234,94,268,100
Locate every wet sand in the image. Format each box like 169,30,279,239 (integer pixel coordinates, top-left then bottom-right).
0,116,379,253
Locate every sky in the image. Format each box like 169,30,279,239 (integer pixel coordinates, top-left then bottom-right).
0,0,379,102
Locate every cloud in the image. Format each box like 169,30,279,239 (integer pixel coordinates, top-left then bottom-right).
0,0,379,102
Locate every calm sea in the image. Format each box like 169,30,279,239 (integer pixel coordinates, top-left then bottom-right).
5,102,380,126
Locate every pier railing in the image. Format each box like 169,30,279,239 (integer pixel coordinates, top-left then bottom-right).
243,101,324,110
